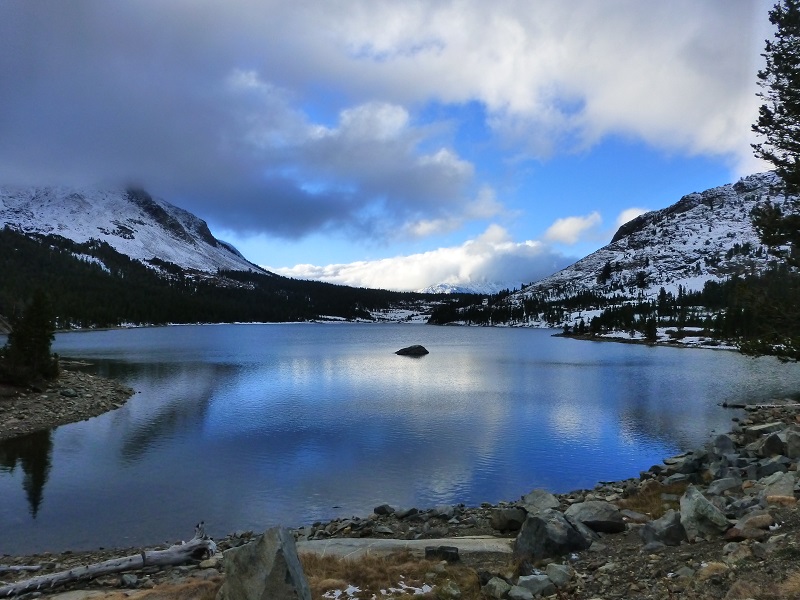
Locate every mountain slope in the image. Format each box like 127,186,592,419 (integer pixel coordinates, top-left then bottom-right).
0,186,262,274
517,171,786,302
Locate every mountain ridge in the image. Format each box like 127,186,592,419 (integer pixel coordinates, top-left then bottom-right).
0,186,263,275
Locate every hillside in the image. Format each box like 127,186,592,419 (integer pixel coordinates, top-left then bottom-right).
0,187,262,275
428,172,798,335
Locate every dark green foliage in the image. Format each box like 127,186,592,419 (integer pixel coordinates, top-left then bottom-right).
0,289,59,385
0,227,438,331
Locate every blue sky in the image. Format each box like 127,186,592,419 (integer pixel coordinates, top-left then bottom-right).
0,0,773,291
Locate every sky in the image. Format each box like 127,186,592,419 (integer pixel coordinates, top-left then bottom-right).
0,1,775,291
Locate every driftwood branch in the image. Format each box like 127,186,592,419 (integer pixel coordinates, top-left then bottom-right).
0,523,216,598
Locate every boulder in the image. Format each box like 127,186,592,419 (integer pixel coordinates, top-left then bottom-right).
679,486,730,541
482,577,512,599
760,471,796,499
514,509,591,561
639,509,687,547
754,432,787,457
395,345,429,356
564,501,625,533
519,489,560,514
706,477,743,496
743,422,784,443
516,574,555,597
545,563,574,588
711,433,736,457
490,507,527,532
217,527,311,600
786,430,800,459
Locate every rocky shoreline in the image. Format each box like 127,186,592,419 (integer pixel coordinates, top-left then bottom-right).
0,365,135,441
3,374,800,598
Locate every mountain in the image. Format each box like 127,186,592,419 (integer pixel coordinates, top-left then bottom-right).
429,172,796,328
521,171,783,302
0,186,263,275
417,282,516,295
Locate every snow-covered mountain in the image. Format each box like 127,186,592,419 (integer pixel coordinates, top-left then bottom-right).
0,186,263,274
417,281,518,295
514,171,789,304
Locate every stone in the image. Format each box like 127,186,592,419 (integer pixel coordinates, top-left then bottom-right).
59,388,79,398
755,432,787,457
519,489,560,514
507,586,533,600
639,509,687,547
757,455,791,479
120,573,138,588
217,527,311,600
438,579,461,599
564,500,625,533
425,546,459,562
514,509,591,561
679,486,730,541
373,504,396,516
395,345,429,356
490,507,527,532
482,577,512,599
396,507,419,519
545,563,573,588
516,574,556,597
761,471,795,498
712,433,736,456
786,430,800,459
743,422,784,443
431,505,456,520
706,477,742,496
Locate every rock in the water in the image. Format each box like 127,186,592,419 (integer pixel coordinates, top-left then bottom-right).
218,527,311,600
395,345,429,356
564,501,625,534
680,486,730,541
514,509,591,561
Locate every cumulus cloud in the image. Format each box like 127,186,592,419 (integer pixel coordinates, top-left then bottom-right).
269,225,572,291
0,0,769,246
544,212,602,245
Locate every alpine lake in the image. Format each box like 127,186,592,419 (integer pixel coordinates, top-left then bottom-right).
2,323,800,555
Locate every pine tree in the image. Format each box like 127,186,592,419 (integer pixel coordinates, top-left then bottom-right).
753,0,800,194
0,290,59,385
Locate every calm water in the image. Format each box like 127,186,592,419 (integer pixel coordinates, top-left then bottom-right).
2,323,800,555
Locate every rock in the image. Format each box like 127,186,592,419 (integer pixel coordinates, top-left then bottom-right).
490,507,527,532
563,500,625,533
514,509,591,561
59,388,79,398
516,574,556,597
743,422,784,442
120,573,138,588
519,489,560,514
545,563,574,588
425,546,459,562
374,525,394,534
217,526,311,600
707,477,743,496
431,505,456,520
754,432,787,457
786,430,800,459
373,504,396,516
725,510,775,542
757,455,791,479
438,579,461,599
712,433,736,456
507,585,533,600
760,471,796,498
395,345,429,356
396,507,419,519
482,577,512,599
639,509,687,547
679,486,731,541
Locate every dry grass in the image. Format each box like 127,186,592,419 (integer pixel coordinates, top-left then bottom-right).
617,481,690,518
300,551,482,600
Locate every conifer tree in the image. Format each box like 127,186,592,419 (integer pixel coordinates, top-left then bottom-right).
0,290,59,385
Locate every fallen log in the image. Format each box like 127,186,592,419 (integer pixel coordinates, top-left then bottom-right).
0,523,216,598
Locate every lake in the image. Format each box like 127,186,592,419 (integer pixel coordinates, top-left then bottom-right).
1,323,800,555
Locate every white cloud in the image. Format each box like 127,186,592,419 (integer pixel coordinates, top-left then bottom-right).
268,225,572,291
615,207,649,229
544,212,602,245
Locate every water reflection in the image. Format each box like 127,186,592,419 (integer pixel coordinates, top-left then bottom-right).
0,430,53,517
0,324,798,555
